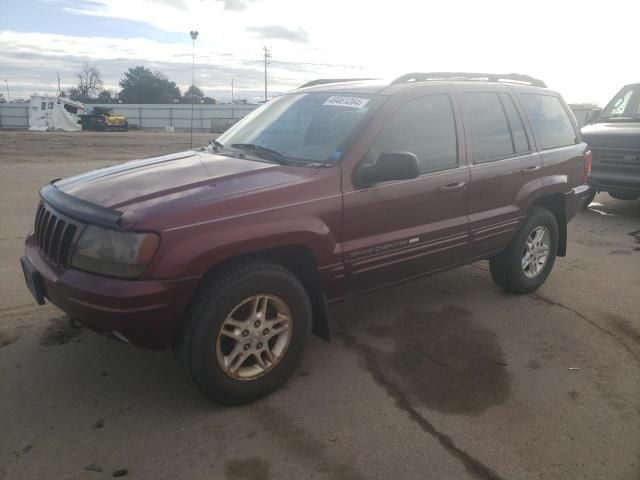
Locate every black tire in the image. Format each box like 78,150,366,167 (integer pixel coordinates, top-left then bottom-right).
176,260,312,405
489,207,559,294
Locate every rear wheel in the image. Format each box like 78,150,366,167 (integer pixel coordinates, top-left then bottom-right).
176,260,312,405
490,207,559,294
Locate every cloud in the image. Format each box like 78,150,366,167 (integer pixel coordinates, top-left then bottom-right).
218,0,256,11
62,0,188,14
245,25,309,43
0,31,326,100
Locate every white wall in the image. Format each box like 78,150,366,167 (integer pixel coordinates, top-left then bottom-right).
0,102,258,132
0,103,30,128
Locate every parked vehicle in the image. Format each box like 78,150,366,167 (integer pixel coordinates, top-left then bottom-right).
21,73,590,404
582,83,640,203
80,106,129,132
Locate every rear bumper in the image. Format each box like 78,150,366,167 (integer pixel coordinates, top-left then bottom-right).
24,237,200,349
565,184,591,221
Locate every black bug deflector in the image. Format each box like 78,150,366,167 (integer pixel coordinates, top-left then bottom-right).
40,183,123,228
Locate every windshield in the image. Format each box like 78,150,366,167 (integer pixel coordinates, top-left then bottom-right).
214,92,384,164
601,86,640,119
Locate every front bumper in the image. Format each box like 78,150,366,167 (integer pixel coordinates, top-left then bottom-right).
24,236,200,349
589,171,640,195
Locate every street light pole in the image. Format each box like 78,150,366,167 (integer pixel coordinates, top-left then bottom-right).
263,46,271,102
4,80,10,102
189,30,199,148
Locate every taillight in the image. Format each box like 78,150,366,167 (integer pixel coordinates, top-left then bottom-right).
583,150,592,183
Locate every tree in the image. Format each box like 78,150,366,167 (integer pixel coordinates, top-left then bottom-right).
185,85,203,97
70,63,103,102
96,90,117,104
180,85,204,104
118,66,181,103
65,87,83,101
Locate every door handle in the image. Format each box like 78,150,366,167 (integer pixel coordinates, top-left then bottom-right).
439,182,466,193
521,165,541,174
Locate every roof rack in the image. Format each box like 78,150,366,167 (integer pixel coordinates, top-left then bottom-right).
298,78,375,89
391,72,547,88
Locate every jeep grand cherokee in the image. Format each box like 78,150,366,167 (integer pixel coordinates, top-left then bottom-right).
21,72,590,404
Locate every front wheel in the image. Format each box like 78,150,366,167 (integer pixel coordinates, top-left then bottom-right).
176,260,312,405
490,207,559,294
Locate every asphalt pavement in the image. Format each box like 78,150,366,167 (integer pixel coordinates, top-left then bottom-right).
1,131,639,480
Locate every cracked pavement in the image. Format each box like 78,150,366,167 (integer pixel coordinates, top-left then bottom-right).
1,131,639,480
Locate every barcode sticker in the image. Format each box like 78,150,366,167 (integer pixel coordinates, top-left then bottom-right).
323,96,370,109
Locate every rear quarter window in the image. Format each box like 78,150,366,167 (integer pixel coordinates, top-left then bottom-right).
520,94,577,150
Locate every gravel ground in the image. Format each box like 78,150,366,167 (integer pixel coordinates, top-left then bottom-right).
1,130,639,480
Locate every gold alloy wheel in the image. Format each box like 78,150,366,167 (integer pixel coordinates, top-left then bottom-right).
216,294,293,381
522,226,551,279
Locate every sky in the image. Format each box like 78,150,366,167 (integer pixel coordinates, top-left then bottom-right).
1,0,638,104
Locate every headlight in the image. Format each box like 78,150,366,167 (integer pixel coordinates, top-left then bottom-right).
71,225,160,279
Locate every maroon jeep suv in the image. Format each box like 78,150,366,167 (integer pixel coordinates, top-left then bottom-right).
21,73,590,404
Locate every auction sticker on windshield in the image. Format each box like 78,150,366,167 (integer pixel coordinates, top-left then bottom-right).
323,96,370,108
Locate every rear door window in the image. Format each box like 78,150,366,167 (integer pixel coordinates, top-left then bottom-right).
520,94,577,150
461,92,515,163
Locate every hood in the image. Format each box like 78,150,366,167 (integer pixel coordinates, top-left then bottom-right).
54,150,318,213
581,122,640,149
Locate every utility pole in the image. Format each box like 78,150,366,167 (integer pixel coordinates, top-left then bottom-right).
57,73,61,95
263,46,271,102
4,80,10,102
231,78,234,119
189,30,199,149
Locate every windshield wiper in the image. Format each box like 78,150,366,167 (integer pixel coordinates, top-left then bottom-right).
229,143,333,167
602,115,640,121
230,143,288,164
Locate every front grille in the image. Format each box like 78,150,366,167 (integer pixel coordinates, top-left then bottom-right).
592,148,640,173
33,202,80,268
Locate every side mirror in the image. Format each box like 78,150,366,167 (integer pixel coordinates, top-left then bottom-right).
360,152,420,184
586,108,602,124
